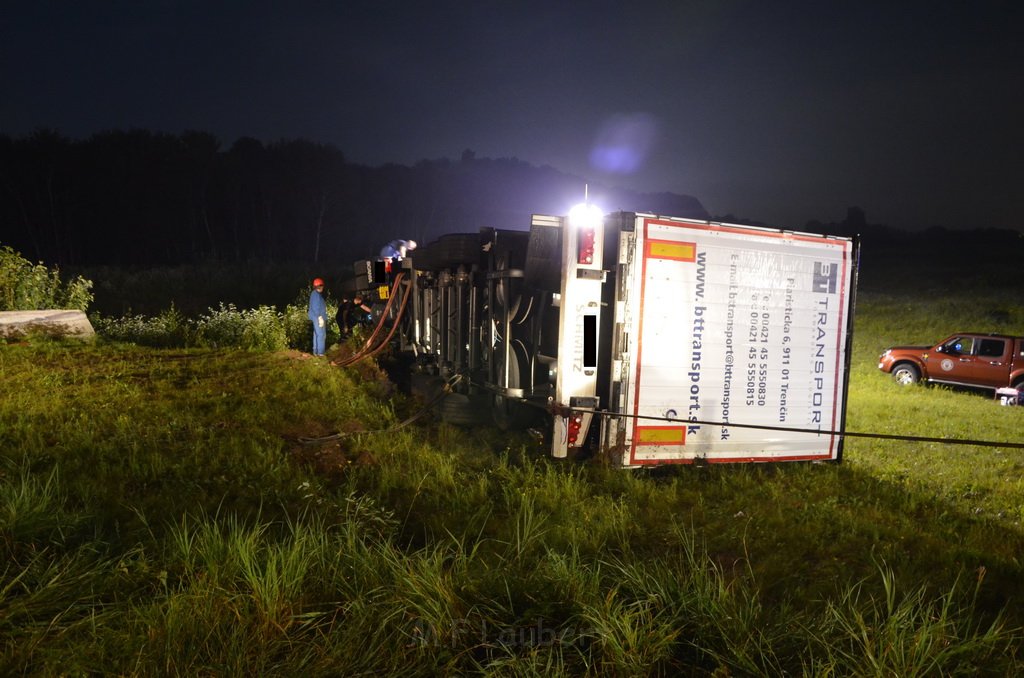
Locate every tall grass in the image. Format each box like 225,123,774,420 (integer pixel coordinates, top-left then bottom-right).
1,287,1024,674
813,563,1015,676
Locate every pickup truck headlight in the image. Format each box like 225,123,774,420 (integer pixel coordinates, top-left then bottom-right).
878,350,891,370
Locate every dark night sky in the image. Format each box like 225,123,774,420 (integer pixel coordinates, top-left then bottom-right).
3,1,1022,231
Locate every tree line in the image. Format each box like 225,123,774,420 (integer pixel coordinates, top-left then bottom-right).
0,130,707,267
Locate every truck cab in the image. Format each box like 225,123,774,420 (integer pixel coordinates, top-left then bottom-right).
878,333,1024,390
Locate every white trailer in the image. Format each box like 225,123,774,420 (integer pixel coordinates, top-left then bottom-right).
596,214,855,465
370,210,858,466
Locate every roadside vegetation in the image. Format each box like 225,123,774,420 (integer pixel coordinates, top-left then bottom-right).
2,252,1024,674
0,244,93,311
89,300,341,352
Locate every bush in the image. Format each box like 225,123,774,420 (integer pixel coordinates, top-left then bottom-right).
195,304,288,351
194,303,251,348
0,245,94,311
282,302,313,350
240,306,289,352
91,306,192,348
89,284,342,352
94,303,302,351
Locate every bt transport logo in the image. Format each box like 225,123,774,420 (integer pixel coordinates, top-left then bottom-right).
812,262,838,294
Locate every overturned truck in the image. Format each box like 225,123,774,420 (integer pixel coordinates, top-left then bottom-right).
349,210,858,467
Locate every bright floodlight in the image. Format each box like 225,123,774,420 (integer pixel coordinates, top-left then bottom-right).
568,203,604,229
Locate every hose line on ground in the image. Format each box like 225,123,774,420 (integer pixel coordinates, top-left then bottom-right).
331,272,409,368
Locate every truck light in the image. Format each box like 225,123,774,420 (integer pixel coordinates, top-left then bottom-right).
569,203,603,265
578,226,596,264
567,412,583,445
568,203,603,229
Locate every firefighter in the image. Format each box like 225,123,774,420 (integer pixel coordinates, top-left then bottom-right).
341,294,373,335
379,239,417,261
307,277,327,356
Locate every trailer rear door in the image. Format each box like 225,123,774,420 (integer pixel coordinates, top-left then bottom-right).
620,217,855,465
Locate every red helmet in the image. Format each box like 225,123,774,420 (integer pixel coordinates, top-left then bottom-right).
312,277,324,287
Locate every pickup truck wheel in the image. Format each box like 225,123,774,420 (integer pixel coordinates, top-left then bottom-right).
892,363,920,385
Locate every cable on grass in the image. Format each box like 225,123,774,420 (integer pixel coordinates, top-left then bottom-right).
467,375,1024,450
547,403,1024,450
321,282,1024,452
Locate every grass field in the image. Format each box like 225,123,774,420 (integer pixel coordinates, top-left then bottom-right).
2,286,1023,675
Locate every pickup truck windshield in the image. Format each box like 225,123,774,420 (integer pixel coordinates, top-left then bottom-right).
942,337,974,355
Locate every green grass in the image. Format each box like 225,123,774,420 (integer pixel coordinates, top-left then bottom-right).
2,290,1024,675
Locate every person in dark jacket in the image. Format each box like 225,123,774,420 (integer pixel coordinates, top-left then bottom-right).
307,278,327,356
340,294,373,335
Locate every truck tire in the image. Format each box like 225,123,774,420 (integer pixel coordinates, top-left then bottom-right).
414,234,480,270
524,223,563,292
892,363,920,385
438,392,490,427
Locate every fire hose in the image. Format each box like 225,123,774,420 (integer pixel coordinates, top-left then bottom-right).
331,272,411,367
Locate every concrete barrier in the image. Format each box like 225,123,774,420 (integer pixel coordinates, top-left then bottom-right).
0,310,96,340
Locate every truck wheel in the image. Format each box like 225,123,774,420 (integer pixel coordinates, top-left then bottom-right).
408,234,479,271
432,234,480,268
439,392,490,427
892,363,920,385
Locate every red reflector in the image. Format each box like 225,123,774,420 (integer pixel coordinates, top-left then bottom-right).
567,413,583,445
578,227,595,265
